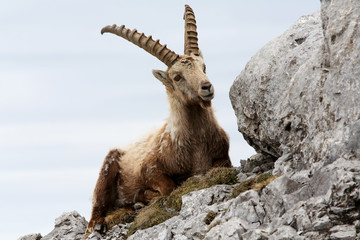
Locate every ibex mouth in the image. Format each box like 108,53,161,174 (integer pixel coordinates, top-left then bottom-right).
201,93,214,101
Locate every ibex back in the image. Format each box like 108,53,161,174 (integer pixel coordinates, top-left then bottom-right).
86,5,232,234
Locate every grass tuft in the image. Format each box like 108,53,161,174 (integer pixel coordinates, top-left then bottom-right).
230,172,277,198
123,170,276,238
166,167,238,211
105,208,136,230
126,197,176,237
127,167,238,237
104,169,277,238
203,211,218,225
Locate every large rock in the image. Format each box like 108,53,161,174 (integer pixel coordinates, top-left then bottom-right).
128,185,234,240
230,10,323,170
18,212,88,240
127,156,360,239
18,234,42,240
42,211,88,240
230,0,360,174
227,0,360,238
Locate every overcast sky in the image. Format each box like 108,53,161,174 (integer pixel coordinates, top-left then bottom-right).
0,1,320,239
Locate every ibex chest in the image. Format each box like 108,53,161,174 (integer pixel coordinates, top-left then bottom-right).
166,128,224,174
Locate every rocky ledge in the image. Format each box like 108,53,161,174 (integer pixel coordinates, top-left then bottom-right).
19,0,360,239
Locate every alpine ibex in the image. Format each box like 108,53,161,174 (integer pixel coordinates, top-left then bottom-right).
86,5,232,234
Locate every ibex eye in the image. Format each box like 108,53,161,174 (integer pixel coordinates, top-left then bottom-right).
174,75,182,81
203,64,206,73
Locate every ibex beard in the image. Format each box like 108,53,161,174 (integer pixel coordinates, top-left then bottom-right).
86,5,232,235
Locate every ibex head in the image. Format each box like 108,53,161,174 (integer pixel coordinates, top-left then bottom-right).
101,5,213,108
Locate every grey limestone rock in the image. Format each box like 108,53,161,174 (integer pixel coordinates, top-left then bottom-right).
230,0,360,175
330,225,357,240
204,217,248,240
228,0,360,238
18,234,42,240
42,211,87,240
128,184,233,240
230,11,323,164
86,223,130,240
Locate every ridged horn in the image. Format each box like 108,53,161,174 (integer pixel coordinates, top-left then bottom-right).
101,24,179,67
184,5,200,56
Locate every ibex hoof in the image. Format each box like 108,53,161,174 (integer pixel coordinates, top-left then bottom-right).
134,202,145,210
94,222,107,233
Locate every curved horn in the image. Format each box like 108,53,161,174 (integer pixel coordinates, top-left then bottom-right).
101,24,179,67
184,5,200,56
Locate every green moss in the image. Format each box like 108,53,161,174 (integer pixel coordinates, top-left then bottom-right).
255,172,273,183
105,170,276,238
167,167,238,211
166,176,201,211
124,167,238,237
231,178,256,198
231,172,277,198
202,167,238,186
105,208,136,230
203,211,217,225
126,197,176,237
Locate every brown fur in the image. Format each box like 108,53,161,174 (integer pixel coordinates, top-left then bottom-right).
86,6,231,235
86,55,231,234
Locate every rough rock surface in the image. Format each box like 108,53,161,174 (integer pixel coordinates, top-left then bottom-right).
86,223,130,240
228,0,360,238
230,10,323,166
230,0,360,175
19,0,360,239
19,212,88,240
42,211,88,240
18,234,42,240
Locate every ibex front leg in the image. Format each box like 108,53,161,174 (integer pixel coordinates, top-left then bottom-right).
139,165,177,201
86,149,122,234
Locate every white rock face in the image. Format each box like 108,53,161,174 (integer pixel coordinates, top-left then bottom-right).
230,0,360,174
18,234,42,240
230,11,323,162
227,0,360,238
42,211,88,240
128,185,233,240
126,159,360,239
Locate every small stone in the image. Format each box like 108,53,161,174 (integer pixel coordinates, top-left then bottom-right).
204,218,247,240
312,216,332,231
330,225,356,240
17,234,42,240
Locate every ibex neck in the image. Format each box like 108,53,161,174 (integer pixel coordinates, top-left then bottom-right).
167,98,217,140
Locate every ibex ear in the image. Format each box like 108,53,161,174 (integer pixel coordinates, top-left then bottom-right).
152,70,174,89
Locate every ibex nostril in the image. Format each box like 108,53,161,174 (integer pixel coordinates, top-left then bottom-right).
201,84,212,91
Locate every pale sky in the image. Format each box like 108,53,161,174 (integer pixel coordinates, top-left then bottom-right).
0,1,320,239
